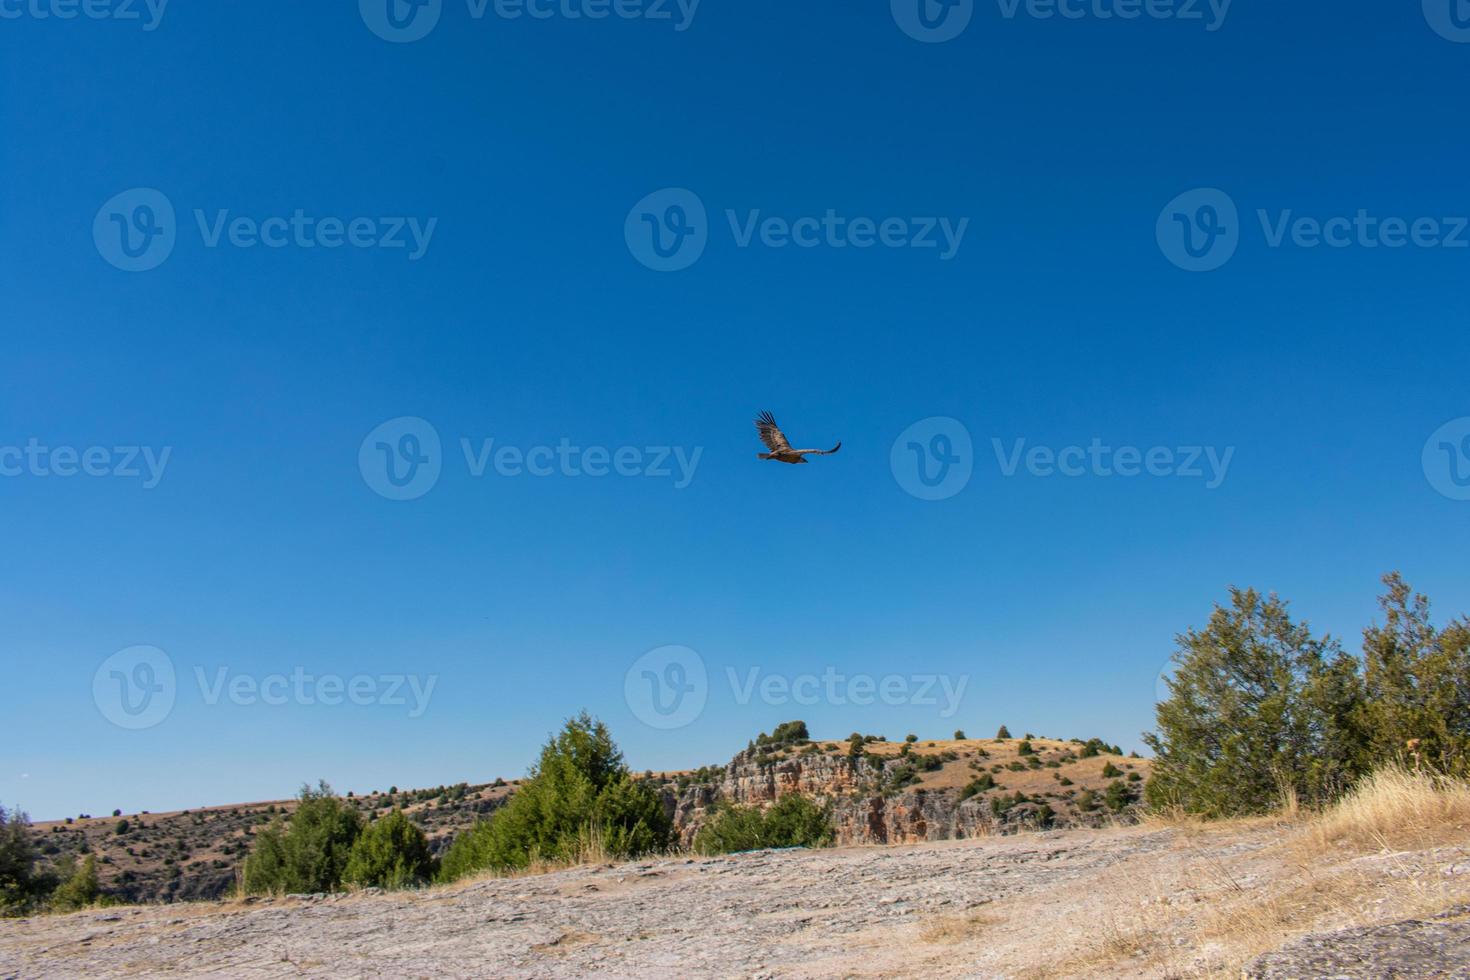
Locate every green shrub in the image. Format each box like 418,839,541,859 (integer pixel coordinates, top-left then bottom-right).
1101,762,1121,778
954,729,966,740
1,807,51,915
342,809,434,889
241,782,364,895
1104,780,1136,813
1145,588,1369,817
436,713,671,882
49,855,100,912
1016,740,1035,756
959,774,995,801
694,795,834,855
995,726,1011,740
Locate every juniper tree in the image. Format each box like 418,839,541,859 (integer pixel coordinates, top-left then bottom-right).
1144,588,1367,816
1362,572,1470,774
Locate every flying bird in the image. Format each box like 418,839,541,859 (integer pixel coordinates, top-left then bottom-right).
754,411,842,465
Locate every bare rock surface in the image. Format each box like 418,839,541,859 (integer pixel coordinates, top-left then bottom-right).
1246,906,1470,979
0,827,1169,978
4,823,1463,979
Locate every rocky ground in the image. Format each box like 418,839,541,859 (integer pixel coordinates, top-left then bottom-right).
5,818,1467,978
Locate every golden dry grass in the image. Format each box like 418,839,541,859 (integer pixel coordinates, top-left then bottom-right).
1304,765,1470,854
987,766,1470,979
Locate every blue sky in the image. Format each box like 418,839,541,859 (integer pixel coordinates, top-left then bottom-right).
3,1,1470,820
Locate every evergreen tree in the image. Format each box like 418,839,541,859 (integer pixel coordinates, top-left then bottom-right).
1144,588,1365,816
342,809,434,889
0,806,49,915
437,713,672,881
1362,572,1470,774
241,782,364,894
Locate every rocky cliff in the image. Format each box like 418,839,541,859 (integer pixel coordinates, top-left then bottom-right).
663,736,1132,846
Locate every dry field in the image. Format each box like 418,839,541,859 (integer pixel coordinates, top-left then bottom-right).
4,768,1467,978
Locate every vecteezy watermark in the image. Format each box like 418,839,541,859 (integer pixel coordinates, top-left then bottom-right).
94,646,177,730
993,438,1234,488
0,0,168,30
623,645,970,729
92,646,438,729
728,667,969,718
891,0,974,43
891,417,974,501
359,0,699,43
1424,0,1470,43
625,645,709,729
891,417,1235,498
194,667,436,718
94,188,437,272
358,416,704,500
359,417,443,501
1424,417,1470,501
625,188,969,272
1158,187,1470,272
892,0,1230,42
0,440,172,488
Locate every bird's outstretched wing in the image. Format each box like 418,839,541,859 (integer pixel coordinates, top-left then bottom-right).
755,411,793,453
794,442,842,456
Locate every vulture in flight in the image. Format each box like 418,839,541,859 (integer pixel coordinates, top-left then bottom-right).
754,411,842,465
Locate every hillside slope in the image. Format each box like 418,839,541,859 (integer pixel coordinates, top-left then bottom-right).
30,734,1143,905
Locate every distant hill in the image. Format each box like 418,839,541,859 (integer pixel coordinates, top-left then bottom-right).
30,732,1146,904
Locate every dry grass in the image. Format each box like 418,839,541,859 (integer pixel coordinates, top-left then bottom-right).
918,910,1002,943
1303,765,1470,854
998,768,1470,979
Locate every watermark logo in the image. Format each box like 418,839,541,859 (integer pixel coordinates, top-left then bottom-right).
0,0,168,30
1159,189,1470,272
0,440,172,488
626,188,970,271
360,0,442,41
94,646,176,730
729,666,969,717
625,645,708,729
1424,0,1470,42
1424,417,1470,501
626,188,708,272
891,417,974,501
460,437,701,487
94,188,176,272
993,437,1234,488
1157,188,1239,272
195,667,436,717
93,190,437,271
996,0,1231,30
891,0,973,42
360,417,443,500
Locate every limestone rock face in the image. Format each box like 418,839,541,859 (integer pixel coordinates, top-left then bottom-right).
665,750,1002,846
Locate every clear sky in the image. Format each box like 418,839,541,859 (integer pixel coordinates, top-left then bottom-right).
3,1,1469,820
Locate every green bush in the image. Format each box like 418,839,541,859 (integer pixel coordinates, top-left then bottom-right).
1016,740,1035,756
342,809,434,889
693,795,834,855
1145,588,1369,817
1,807,52,915
959,774,995,801
240,782,364,895
49,854,101,912
954,729,966,740
995,725,1011,740
437,713,671,882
